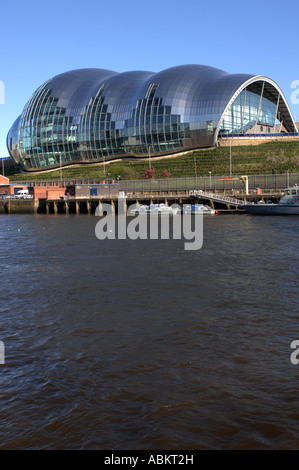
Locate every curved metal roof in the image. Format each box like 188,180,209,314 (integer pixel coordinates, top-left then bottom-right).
32,64,256,122
20,64,296,131
142,65,255,119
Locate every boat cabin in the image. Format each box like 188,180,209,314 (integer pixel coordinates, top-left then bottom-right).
285,185,299,196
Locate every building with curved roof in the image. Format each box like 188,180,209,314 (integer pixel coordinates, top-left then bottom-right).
7,65,297,171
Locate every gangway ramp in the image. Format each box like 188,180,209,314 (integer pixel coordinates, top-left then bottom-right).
194,190,244,208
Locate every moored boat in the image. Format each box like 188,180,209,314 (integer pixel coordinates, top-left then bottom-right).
242,185,299,215
128,203,181,215
183,204,216,215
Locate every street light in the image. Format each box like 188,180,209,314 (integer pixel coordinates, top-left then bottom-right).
148,146,152,169
59,154,62,181
103,155,106,182
209,171,212,189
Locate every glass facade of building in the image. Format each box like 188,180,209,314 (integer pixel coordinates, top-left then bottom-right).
220,82,278,134
7,65,297,171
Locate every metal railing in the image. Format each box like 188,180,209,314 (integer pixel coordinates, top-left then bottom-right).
118,173,299,194
193,190,244,207
0,195,34,200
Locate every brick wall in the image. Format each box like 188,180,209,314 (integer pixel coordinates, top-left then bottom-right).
0,175,9,185
32,186,66,199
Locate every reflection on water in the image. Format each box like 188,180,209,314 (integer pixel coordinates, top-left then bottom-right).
0,213,299,449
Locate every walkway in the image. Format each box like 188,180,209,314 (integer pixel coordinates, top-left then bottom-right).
194,190,244,207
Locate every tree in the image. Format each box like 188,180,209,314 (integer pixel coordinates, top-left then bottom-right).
143,167,156,179
162,169,171,178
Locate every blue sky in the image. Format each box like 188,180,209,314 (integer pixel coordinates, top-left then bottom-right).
0,0,298,158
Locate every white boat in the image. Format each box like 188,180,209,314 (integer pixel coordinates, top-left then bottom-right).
128,204,147,215
242,185,299,215
128,203,181,215
183,204,216,215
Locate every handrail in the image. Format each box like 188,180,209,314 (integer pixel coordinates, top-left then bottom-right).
194,190,243,206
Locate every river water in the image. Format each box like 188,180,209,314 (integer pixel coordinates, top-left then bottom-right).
0,212,299,450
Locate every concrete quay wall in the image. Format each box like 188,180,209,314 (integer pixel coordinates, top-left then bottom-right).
0,199,37,214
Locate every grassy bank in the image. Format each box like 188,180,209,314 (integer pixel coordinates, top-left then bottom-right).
6,140,299,182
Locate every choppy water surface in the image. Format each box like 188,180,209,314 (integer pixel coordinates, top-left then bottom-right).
0,213,299,449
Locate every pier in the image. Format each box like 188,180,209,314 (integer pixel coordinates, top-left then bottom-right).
0,190,282,215
1,173,295,215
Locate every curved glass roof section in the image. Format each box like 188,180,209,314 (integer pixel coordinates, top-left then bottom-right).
7,65,297,171
217,76,297,140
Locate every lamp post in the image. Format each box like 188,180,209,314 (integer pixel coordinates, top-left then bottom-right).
103,155,106,182
148,146,152,169
59,154,62,182
209,171,212,189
